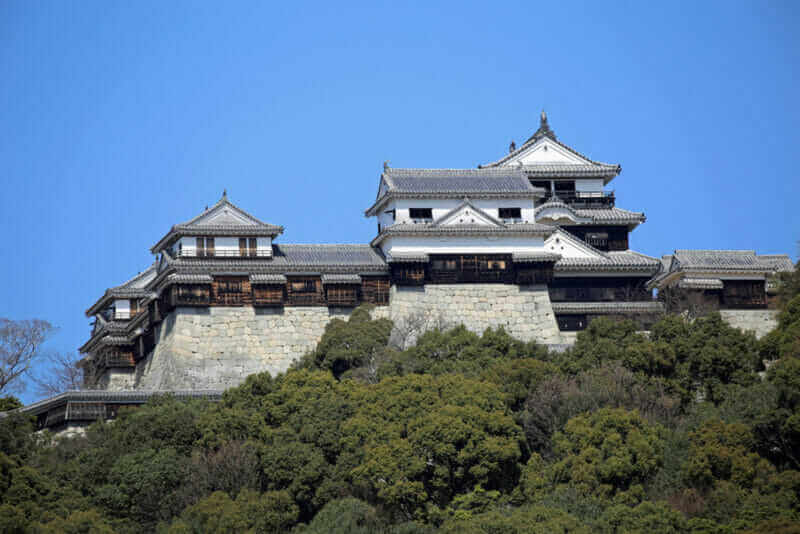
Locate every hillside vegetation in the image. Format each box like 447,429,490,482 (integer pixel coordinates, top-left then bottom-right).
2,271,800,533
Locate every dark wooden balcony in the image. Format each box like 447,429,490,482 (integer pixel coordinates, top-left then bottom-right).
549,278,652,302
170,285,211,306
104,350,135,368
326,286,360,307
67,402,107,421
516,267,554,285
252,286,285,307
390,265,426,286
428,254,514,284
361,277,390,305
536,191,616,209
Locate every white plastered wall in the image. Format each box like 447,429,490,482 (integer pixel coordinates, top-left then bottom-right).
544,232,597,259
506,138,587,166
114,299,131,319
385,198,537,225
575,179,604,193
176,236,271,257
382,235,546,257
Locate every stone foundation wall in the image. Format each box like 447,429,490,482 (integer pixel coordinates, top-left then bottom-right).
719,309,778,339
133,306,353,390
118,284,562,391
386,284,562,347
97,369,136,391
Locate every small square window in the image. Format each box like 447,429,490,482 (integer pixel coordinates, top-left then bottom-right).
499,208,521,220
409,208,433,220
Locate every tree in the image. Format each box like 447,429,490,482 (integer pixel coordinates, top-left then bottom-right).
341,374,524,520
32,351,85,397
543,408,665,501
0,319,55,394
166,489,298,534
299,306,393,379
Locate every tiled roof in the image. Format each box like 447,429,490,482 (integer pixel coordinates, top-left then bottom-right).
673,250,770,271
534,199,645,226
555,250,661,273
522,164,620,178
386,253,430,263
366,168,542,215
165,245,389,274
10,390,224,418
371,223,554,246
85,262,158,316
479,113,621,178
512,251,562,263
678,278,724,290
273,244,387,268
151,194,283,253
167,274,213,283
758,254,794,272
250,274,287,284
321,274,362,284
573,207,646,224
551,301,664,314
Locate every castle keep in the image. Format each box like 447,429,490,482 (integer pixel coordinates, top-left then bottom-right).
23,114,793,432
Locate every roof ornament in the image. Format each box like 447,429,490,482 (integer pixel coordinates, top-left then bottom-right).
222,189,227,199
509,140,516,153
383,160,390,172
528,109,556,142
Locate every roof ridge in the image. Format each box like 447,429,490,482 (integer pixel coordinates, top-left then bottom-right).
114,261,158,289
609,249,660,262
675,249,756,254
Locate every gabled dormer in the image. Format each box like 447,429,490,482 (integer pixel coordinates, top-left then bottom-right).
480,112,621,209
431,198,508,228
150,192,284,258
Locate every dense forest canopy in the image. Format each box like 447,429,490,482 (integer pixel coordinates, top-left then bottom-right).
1,267,800,533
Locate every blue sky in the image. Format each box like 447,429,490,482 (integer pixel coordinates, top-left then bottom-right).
2,1,798,402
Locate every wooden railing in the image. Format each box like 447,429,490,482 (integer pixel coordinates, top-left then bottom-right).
536,191,615,208
252,286,285,307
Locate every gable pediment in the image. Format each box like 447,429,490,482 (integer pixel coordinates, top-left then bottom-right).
189,205,258,227
504,137,590,166
544,229,605,260
432,200,505,228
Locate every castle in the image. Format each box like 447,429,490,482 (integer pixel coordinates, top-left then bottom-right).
21,114,793,432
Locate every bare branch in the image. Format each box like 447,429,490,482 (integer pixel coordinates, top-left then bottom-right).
32,351,85,397
0,318,56,394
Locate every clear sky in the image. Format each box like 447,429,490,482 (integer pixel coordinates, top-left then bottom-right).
2,1,798,403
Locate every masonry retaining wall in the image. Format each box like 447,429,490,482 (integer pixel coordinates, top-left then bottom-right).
118,284,562,391
719,309,779,339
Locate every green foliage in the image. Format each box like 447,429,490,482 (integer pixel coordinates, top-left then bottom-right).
299,497,382,534
684,420,774,490
95,447,190,527
342,373,523,519
596,501,687,533
773,261,800,308
0,395,23,411
300,305,393,378
546,408,664,500
521,363,680,458
165,489,297,534
438,504,588,534
6,309,800,532
0,411,36,461
36,509,116,534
